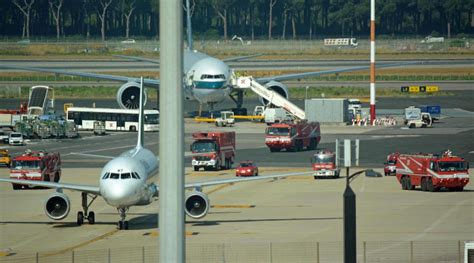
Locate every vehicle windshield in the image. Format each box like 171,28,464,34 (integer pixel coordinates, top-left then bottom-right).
191,141,217,153
438,161,467,172
145,113,159,124
312,155,335,164
387,160,396,165
240,162,253,167
12,160,39,169
266,127,289,136
10,133,22,138
0,153,8,157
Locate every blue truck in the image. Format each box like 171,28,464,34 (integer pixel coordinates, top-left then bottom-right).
417,105,441,121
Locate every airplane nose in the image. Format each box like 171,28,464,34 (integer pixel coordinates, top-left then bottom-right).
104,183,135,206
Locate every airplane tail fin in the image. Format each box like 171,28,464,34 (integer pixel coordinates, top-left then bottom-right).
185,0,193,50
136,77,145,149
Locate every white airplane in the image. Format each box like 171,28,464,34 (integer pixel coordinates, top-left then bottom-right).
0,0,415,114
0,80,313,230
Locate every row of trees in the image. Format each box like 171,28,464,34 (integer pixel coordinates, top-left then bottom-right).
1,0,473,41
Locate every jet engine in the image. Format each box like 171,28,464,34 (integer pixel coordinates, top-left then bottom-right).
184,191,210,219
259,81,290,105
116,82,148,109
44,192,71,220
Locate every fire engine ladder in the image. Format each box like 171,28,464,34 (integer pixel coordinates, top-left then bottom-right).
236,76,306,120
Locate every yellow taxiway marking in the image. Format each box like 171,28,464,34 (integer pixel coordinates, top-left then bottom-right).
211,205,256,209
41,229,119,258
144,231,198,237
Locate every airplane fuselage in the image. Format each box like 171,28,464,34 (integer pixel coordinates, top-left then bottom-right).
183,50,232,106
99,147,159,208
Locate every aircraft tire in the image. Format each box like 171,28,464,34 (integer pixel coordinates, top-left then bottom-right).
77,212,84,225
88,211,95,225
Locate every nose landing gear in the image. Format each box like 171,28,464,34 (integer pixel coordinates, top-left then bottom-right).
117,207,129,230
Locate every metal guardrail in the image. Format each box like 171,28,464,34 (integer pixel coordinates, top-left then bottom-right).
0,240,469,263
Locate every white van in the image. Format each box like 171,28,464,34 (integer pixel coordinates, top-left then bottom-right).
8,132,24,146
263,108,293,125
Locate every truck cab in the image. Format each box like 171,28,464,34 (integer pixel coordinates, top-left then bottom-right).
311,150,340,179
191,132,235,171
384,153,399,176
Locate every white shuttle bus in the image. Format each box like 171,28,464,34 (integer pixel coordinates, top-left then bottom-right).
66,107,159,132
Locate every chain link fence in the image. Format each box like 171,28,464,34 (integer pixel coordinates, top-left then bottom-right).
0,240,470,263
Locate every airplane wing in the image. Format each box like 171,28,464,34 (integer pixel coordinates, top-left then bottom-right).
255,61,422,83
222,54,262,63
0,65,160,86
185,170,314,189
0,178,101,195
114,54,262,64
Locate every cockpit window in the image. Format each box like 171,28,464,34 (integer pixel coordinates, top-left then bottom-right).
133,172,141,179
200,74,225,80
121,173,131,179
110,173,119,179
102,173,110,179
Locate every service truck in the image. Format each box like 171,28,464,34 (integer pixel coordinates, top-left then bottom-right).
404,106,432,128
395,150,469,192
311,150,340,179
191,131,235,171
9,149,61,189
384,152,399,176
265,121,320,152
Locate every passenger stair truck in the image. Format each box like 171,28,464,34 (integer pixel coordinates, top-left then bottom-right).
395,150,469,192
236,76,306,121
191,131,236,171
312,150,340,179
9,149,61,190
265,121,320,152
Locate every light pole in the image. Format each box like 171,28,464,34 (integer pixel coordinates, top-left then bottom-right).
343,168,367,263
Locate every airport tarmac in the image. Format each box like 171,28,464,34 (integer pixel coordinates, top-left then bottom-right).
0,166,473,261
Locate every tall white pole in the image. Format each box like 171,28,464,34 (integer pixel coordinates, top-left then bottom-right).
159,0,185,261
370,0,376,124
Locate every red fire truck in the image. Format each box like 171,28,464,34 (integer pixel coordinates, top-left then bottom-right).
191,131,235,171
311,150,340,179
384,152,400,176
265,121,320,152
9,149,61,190
395,150,469,192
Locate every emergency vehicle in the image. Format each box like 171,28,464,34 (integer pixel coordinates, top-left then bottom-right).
191,131,235,171
0,149,11,167
9,149,61,189
311,150,340,179
395,150,469,192
265,121,320,152
384,152,399,176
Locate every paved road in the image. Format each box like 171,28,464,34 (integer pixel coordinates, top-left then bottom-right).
1,58,473,72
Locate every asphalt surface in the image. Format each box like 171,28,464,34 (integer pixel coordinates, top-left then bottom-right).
1,58,473,72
